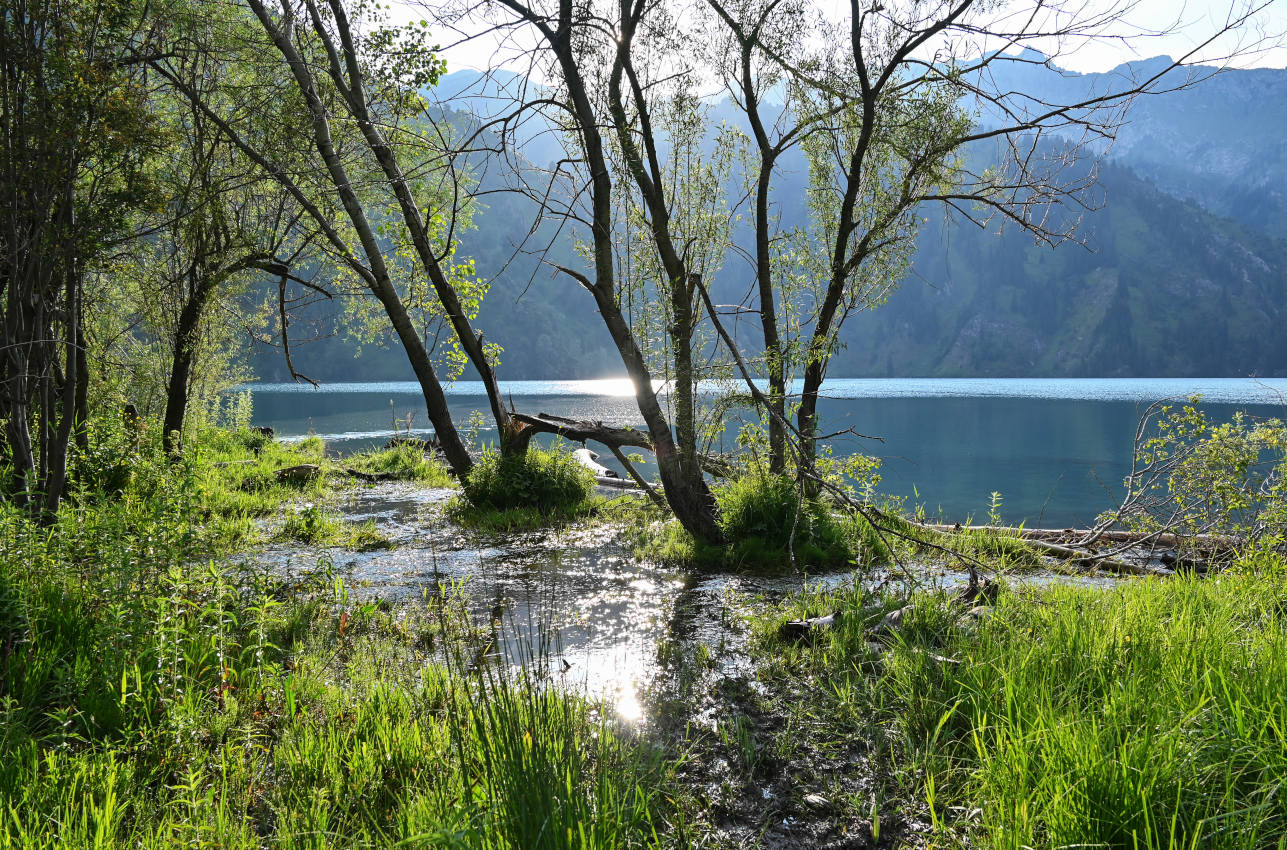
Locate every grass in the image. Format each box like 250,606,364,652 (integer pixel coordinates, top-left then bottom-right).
345,441,455,485
628,471,889,572
752,551,1287,849
451,444,600,532
0,423,674,849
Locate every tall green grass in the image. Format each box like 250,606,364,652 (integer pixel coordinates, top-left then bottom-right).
345,441,455,485
453,445,598,530
759,555,1287,849
0,424,671,849
631,472,888,571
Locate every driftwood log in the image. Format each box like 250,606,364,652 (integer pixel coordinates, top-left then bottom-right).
924,524,1238,552
275,464,320,484
779,610,842,642
924,523,1239,576
507,412,733,477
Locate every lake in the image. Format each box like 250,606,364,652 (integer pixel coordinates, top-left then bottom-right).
243,377,1287,528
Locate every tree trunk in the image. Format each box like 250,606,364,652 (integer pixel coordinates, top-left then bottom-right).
40,261,79,520
246,0,474,477
593,288,724,545
162,284,208,456
317,0,513,453
754,159,787,474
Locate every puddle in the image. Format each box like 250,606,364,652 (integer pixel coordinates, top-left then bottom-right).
251,481,1131,726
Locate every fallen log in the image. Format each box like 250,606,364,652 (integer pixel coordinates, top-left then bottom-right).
345,468,399,483
509,412,733,479
1018,537,1155,576
924,523,1239,551
275,464,320,484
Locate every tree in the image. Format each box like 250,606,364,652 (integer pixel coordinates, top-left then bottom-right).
0,0,158,516
766,0,1275,475
148,0,507,477
429,0,1274,541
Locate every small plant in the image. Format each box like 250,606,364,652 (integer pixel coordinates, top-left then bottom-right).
1107,398,1287,546
346,519,394,551
459,444,595,515
279,505,341,544
987,490,1004,526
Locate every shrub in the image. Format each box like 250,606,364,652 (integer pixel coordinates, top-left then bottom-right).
716,473,854,570
461,445,594,514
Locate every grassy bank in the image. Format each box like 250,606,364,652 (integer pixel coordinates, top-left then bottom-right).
627,472,893,572
0,428,671,848
755,553,1287,848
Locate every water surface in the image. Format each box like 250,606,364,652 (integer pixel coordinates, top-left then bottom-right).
244,377,1286,528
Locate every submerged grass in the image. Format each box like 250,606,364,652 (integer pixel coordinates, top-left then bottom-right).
0,425,673,848
754,553,1287,849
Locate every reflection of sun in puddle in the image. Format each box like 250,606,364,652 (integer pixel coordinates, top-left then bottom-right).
567,647,653,725
614,680,644,724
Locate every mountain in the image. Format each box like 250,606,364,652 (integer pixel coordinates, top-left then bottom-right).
250,59,1287,383
980,56,1287,239
835,160,1287,377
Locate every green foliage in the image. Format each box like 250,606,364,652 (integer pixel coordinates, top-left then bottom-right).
1111,399,1287,544
346,442,454,485
279,505,341,544
631,472,888,571
717,473,850,569
458,445,596,519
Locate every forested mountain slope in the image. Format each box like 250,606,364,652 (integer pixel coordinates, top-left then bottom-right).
250,61,1287,382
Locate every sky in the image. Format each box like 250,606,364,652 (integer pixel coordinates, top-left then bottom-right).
389,0,1287,78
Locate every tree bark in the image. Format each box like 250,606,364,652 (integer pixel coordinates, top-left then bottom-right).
162,278,209,455
245,0,474,477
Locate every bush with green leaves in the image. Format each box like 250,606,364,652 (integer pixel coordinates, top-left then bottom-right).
460,444,595,514
716,472,851,568
633,471,885,571
1108,398,1286,546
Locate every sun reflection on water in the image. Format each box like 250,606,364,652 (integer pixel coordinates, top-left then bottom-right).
614,680,644,724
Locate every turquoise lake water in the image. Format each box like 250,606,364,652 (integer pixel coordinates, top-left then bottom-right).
244,378,1287,528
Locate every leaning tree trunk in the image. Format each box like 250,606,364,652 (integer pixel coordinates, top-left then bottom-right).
246,0,474,477
318,0,513,453
593,289,725,545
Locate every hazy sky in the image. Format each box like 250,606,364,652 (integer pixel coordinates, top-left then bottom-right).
392,0,1286,77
